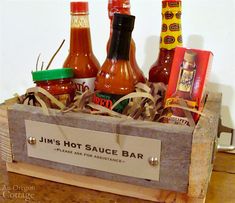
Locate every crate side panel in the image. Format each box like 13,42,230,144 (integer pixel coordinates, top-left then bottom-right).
188,92,222,198
8,105,193,193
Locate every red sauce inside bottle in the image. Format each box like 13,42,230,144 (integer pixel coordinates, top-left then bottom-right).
107,0,145,83
64,28,100,79
149,49,175,84
63,2,100,93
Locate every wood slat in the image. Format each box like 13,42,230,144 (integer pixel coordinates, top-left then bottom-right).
6,162,205,203
188,93,222,198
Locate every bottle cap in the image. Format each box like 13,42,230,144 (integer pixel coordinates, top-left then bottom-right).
71,2,89,14
32,68,74,82
184,50,197,63
112,13,135,31
108,0,130,9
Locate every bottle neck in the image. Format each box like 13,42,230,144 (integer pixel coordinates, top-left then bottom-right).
108,8,131,35
69,14,92,54
108,29,132,60
160,1,182,50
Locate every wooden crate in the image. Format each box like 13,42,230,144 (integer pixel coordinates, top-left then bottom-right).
0,92,221,202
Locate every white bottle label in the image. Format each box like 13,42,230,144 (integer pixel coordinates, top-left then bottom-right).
73,77,96,94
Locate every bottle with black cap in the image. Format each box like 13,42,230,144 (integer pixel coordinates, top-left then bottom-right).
93,13,136,113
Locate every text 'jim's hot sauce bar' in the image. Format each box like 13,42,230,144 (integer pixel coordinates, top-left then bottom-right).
63,2,100,94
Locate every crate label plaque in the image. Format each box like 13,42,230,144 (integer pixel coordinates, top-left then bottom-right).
25,120,161,181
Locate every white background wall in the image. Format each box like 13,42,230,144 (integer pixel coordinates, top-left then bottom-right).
0,0,235,131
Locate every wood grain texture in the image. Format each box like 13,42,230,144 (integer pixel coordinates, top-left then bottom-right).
6,162,205,203
206,152,235,203
0,103,13,162
2,92,222,200
188,93,222,198
206,172,235,203
213,152,235,174
1,153,233,202
8,104,194,192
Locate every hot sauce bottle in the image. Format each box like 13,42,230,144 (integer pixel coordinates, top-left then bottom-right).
93,13,136,113
166,50,197,125
63,2,100,94
149,0,182,84
107,0,146,83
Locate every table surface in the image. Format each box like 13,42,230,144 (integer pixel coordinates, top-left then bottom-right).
0,152,234,203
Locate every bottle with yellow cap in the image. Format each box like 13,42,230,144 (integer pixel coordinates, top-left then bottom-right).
149,0,183,84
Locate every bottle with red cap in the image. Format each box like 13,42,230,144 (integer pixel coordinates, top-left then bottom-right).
149,0,183,84
107,0,146,84
63,2,100,94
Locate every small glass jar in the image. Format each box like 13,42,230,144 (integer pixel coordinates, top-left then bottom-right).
32,68,76,108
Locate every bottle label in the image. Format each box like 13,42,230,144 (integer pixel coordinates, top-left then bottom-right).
71,16,89,28
177,69,195,92
169,115,190,126
93,92,129,113
160,1,182,50
73,77,96,94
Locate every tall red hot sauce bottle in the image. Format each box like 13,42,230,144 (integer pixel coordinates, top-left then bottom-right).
94,13,136,113
63,2,100,94
107,0,146,83
149,0,183,84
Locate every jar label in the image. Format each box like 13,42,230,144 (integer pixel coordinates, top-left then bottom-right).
93,92,129,113
73,77,96,94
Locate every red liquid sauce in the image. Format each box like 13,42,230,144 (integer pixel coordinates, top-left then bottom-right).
149,48,175,84
63,28,100,79
107,1,145,83
95,59,135,95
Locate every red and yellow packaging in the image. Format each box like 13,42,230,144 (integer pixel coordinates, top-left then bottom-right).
165,47,213,124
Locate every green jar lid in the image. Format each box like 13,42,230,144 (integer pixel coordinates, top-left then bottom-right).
32,68,74,82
